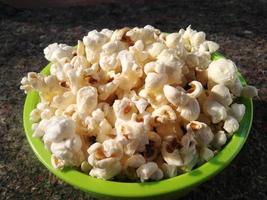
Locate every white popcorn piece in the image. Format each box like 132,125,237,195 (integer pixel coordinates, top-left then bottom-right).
163,85,189,106
129,40,149,63
152,105,177,123
157,49,184,84
102,139,123,158
113,97,137,120
242,85,259,98
211,84,233,106
30,108,41,123
37,116,85,168
51,91,76,113
115,116,148,155
99,41,126,72
124,154,146,179
208,59,237,85
125,154,146,169
98,77,120,100
100,28,114,38
203,98,227,123
76,86,98,119
97,103,116,126
146,42,167,58
126,26,159,45
145,72,167,90
136,162,163,182
199,147,214,162
187,81,203,98
96,119,114,143
87,139,123,180
161,137,183,166
117,50,143,91
228,78,243,97
211,130,227,149
156,122,183,140
230,103,246,122
181,26,206,52
89,159,121,180
223,116,239,134
199,41,219,53
161,163,178,178
20,72,45,93
180,132,198,170
83,30,109,63
132,97,149,114
139,88,168,109
110,27,130,41
44,43,74,63
177,97,200,122
186,121,214,146
50,63,67,81
165,33,181,48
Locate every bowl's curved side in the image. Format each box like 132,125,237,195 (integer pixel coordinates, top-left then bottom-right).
23,54,253,200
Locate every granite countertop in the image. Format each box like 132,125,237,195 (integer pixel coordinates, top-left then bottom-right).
0,0,266,199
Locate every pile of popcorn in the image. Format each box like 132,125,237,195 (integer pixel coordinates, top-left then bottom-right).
20,26,258,182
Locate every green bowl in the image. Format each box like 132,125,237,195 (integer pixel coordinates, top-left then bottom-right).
23,53,253,200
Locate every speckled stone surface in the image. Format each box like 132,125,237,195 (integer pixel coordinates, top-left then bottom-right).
0,0,266,199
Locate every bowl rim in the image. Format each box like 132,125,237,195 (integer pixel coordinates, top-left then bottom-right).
23,53,253,198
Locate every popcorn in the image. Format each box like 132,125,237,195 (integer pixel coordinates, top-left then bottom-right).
161,163,178,178
208,59,237,85
99,41,126,72
242,85,259,98
76,86,98,119
129,40,149,64
124,154,146,179
117,50,143,91
156,122,183,140
177,98,200,122
228,78,243,97
163,85,189,106
161,136,183,166
136,162,163,182
113,97,137,120
230,103,246,122
199,41,219,53
180,132,198,170
87,139,123,179
165,33,181,48
36,116,84,168
203,98,227,124
21,25,257,182
157,49,184,84
144,131,162,161
146,42,167,58
211,84,233,106
223,116,239,135
152,105,177,123
44,43,74,64
83,30,109,63
126,26,159,45
115,116,148,155
187,81,203,98
211,130,227,149
186,121,214,146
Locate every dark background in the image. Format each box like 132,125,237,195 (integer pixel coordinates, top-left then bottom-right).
0,0,266,199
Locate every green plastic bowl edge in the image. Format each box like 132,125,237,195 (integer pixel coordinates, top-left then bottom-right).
23,52,253,199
